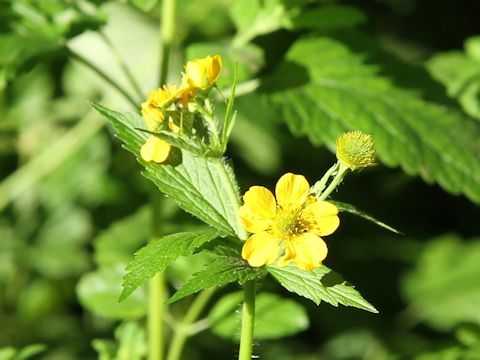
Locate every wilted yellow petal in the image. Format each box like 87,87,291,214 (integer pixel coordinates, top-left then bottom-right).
275,173,309,208
302,201,339,236
241,232,280,267
140,136,171,163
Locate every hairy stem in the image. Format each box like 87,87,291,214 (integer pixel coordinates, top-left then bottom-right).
238,280,256,360
148,272,167,360
317,162,350,201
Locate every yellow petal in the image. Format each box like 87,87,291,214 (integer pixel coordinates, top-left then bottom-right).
184,55,222,89
242,232,280,267
288,233,328,271
239,186,276,233
140,136,171,163
302,201,340,236
275,173,310,208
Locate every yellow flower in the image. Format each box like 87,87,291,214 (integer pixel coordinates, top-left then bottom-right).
141,84,179,131
239,173,340,271
336,131,376,170
182,55,222,90
140,135,171,163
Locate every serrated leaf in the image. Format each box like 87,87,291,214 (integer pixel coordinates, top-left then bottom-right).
427,36,480,121
331,201,402,234
120,230,220,301
269,34,480,203
91,102,244,237
168,256,267,304
267,264,377,313
209,291,309,341
402,235,480,331
77,266,146,320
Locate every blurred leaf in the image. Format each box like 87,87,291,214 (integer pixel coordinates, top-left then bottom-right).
209,291,309,340
77,265,146,320
269,35,480,204
267,264,378,312
92,321,146,360
94,206,150,267
427,36,480,121
168,256,267,303
120,230,220,301
402,235,480,331
290,5,366,31
92,102,245,237
331,201,402,234
230,0,296,46
229,94,282,175
92,339,116,360
0,0,106,87
115,321,146,360
129,0,158,12
0,344,46,360
186,42,264,88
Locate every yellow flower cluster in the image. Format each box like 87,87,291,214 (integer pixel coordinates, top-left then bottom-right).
239,173,340,271
140,55,222,163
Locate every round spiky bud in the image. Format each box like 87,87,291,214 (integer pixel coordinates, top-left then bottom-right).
336,131,376,170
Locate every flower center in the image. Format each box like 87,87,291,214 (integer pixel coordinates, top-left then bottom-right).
272,206,307,238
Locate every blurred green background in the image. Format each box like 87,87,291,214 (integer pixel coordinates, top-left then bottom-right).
2,0,480,359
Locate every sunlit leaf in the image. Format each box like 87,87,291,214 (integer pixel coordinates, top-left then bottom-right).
168,256,267,304
269,34,480,204
120,230,220,301
267,264,378,313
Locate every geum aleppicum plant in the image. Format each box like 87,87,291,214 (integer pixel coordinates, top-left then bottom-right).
93,54,394,360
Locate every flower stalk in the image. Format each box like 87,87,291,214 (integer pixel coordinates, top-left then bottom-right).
238,280,256,360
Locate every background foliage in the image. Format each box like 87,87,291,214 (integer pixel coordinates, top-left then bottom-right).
1,0,480,359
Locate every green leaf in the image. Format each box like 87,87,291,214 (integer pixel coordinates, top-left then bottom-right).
230,0,296,46
129,0,159,12
168,256,267,304
114,322,146,360
91,102,244,237
331,201,402,234
120,230,220,301
94,206,150,267
77,265,146,320
291,5,366,31
209,291,309,340
267,264,377,313
269,35,480,204
402,235,480,331
427,36,480,121
0,344,46,360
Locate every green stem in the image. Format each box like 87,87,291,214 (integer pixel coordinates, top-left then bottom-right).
159,0,176,85
312,162,339,198
212,158,248,240
148,272,167,360
98,31,145,100
238,280,256,360
67,48,140,109
147,1,177,358
0,110,104,212
317,162,350,201
166,287,216,360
